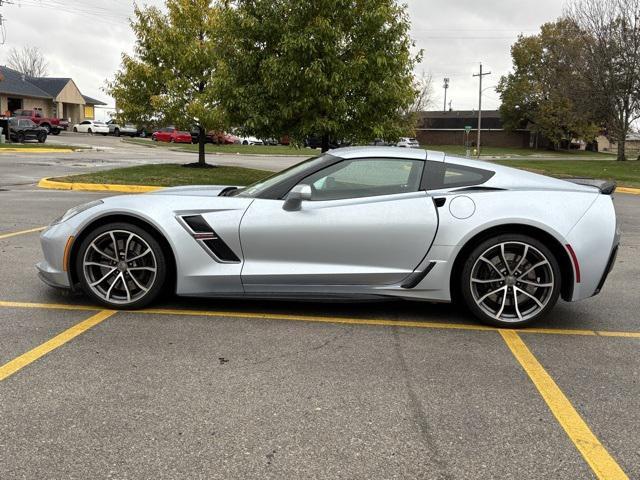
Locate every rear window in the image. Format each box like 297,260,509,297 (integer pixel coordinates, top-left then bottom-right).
424,161,494,190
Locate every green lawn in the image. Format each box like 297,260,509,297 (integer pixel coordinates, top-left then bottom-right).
0,143,80,149
494,159,640,188
52,164,272,187
124,138,309,156
431,144,615,158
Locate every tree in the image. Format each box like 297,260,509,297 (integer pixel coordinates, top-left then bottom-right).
107,0,225,167
405,72,434,114
7,46,49,77
565,0,640,161
220,0,421,151
497,21,600,150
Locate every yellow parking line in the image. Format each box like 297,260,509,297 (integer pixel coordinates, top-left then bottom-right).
139,307,497,332
0,300,101,312
0,299,639,338
0,226,45,240
500,330,628,480
0,310,116,382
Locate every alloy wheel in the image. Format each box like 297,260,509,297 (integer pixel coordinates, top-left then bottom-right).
469,241,555,323
83,229,157,305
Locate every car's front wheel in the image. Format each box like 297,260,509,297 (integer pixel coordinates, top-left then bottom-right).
76,223,167,309
460,234,561,327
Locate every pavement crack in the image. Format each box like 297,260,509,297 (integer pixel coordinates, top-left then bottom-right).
392,327,453,480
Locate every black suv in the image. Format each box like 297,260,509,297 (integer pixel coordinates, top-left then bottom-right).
9,118,48,143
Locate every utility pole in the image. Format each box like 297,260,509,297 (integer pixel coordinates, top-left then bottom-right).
472,63,491,157
443,77,450,112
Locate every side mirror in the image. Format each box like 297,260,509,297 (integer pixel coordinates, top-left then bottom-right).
283,184,312,211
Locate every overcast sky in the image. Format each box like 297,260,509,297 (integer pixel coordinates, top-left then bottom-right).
1,0,566,119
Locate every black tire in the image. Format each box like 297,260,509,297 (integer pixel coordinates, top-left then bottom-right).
88,128,93,134
75,222,168,309
41,123,51,134
114,128,120,137
73,127,78,133
242,140,248,145
460,233,561,327
16,132,25,143
37,133,47,143
51,129,60,136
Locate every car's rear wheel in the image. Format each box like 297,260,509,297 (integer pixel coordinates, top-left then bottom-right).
114,128,120,137
76,223,167,309
37,132,46,143
460,234,561,327
42,124,51,134
16,133,25,143
88,128,93,134
73,127,78,132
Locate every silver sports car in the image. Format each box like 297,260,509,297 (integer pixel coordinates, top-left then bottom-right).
37,147,619,327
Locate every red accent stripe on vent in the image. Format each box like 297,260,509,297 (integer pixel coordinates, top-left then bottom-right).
565,244,581,284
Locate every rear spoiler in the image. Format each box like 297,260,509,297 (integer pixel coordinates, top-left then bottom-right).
566,178,617,195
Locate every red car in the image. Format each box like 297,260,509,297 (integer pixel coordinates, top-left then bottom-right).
152,127,192,143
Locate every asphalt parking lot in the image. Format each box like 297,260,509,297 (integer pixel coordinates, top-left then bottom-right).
0,178,639,477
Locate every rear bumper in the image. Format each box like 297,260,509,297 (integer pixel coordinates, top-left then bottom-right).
594,241,619,295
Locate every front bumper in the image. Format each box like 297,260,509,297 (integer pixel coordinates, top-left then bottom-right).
35,223,74,290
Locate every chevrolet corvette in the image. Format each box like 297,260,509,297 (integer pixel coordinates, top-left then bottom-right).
37,147,619,327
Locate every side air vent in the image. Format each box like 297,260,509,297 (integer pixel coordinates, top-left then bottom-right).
182,215,213,233
178,214,240,263
203,239,240,262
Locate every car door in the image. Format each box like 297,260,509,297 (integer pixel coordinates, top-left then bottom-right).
78,121,90,133
239,157,439,291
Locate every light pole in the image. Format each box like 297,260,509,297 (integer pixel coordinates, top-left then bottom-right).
473,63,491,157
443,77,449,113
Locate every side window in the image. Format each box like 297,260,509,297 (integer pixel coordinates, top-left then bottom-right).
424,161,494,190
300,158,424,201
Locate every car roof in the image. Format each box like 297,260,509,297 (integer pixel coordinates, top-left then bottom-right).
328,146,445,161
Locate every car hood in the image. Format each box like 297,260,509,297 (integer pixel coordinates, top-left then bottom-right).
147,185,240,197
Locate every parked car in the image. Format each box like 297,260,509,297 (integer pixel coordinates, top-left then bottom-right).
8,118,47,143
235,135,264,145
106,120,138,137
73,120,109,135
304,136,348,149
223,132,240,144
58,119,70,131
37,147,619,327
396,137,420,148
369,139,393,146
152,127,192,143
14,108,62,135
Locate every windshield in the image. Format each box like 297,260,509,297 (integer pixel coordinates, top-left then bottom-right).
235,154,330,198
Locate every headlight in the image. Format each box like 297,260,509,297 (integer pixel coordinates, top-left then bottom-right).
51,200,103,225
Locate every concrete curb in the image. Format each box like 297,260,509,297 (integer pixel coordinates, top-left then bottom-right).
38,177,161,193
616,187,640,195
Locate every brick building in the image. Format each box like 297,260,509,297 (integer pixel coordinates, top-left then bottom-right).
415,110,531,148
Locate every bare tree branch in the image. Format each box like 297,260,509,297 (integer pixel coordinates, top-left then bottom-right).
565,0,640,160
6,46,49,77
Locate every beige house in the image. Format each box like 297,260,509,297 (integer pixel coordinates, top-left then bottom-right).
0,65,106,124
